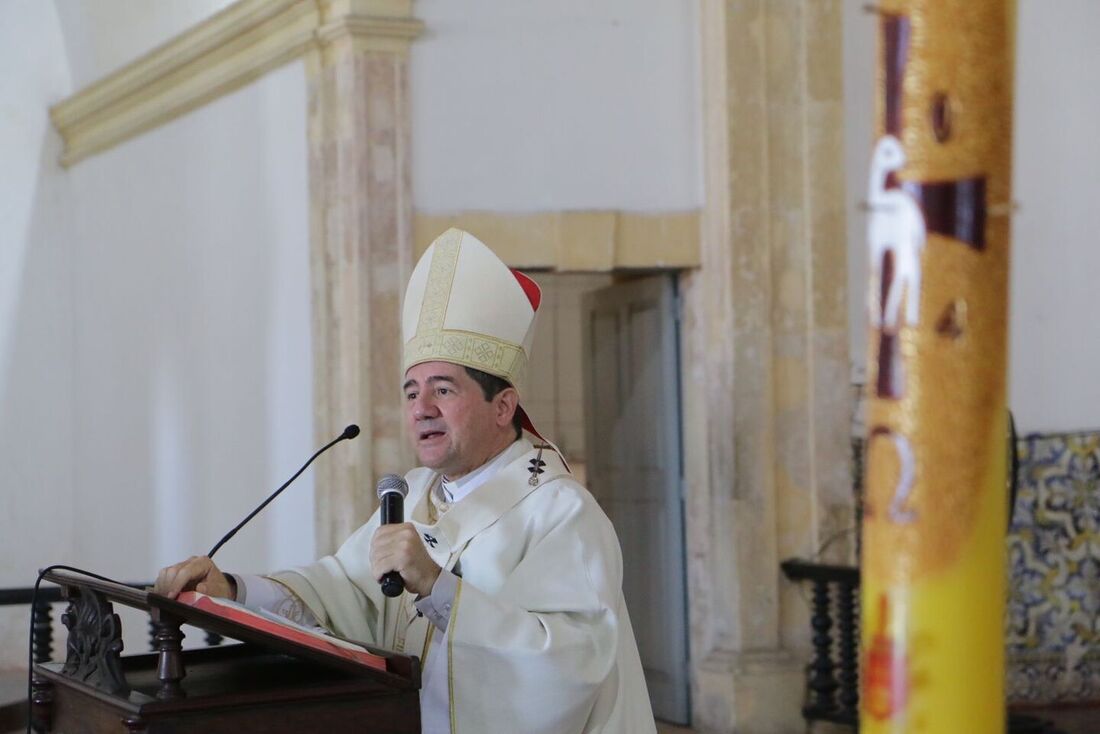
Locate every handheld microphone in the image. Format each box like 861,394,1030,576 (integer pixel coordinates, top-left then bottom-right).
377,474,410,597
207,424,361,558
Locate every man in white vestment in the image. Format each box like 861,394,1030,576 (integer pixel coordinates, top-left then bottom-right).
155,228,657,734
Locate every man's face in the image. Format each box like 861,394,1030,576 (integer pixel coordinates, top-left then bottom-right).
403,361,509,479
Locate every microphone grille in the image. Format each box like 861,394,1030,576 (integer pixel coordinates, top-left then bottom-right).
376,473,409,498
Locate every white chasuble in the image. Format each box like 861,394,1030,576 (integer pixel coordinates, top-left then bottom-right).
268,439,656,734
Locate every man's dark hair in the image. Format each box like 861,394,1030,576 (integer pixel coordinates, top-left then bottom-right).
463,366,523,439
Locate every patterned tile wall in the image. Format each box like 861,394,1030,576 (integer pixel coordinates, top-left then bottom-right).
848,419,1099,704
1007,430,1100,704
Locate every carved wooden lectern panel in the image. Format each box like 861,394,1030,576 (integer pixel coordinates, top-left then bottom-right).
59,586,130,697
32,569,421,733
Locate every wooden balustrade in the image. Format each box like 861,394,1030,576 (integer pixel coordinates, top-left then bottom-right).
781,559,860,727
1,581,226,662
781,559,1071,734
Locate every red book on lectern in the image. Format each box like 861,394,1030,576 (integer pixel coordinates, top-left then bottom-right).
176,591,387,672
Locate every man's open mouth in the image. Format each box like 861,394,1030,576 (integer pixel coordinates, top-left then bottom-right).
419,429,446,441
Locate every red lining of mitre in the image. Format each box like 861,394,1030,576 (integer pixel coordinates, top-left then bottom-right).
517,406,570,472
511,269,541,311
518,406,543,441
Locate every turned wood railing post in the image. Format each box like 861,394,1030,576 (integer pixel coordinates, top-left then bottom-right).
149,610,186,700
806,580,839,715
837,580,860,717
30,676,53,733
32,600,53,664
780,559,861,726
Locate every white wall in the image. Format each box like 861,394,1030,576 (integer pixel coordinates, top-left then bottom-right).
843,0,874,383
55,0,236,87
1009,0,1100,433
843,0,1100,433
411,0,703,212
0,0,77,668
65,59,315,582
0,3,314,666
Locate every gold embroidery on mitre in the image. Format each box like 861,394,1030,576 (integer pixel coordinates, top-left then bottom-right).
403,329,528,391
415,230,463,340
406,228,532,392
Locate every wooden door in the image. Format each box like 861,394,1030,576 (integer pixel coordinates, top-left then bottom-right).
582,274,690,724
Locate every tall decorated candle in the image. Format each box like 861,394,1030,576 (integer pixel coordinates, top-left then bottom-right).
859,1,1014,732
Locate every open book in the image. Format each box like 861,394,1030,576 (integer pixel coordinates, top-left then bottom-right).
176,591,387,672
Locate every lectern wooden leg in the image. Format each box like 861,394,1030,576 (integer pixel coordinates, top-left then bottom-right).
30,676,53,732
150,612,186,700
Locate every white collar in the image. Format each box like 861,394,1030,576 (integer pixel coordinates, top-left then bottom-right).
439,440,529,504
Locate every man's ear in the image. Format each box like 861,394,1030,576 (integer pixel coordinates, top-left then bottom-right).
494,387,520,428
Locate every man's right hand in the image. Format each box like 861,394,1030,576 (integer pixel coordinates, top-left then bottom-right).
154,556,235,600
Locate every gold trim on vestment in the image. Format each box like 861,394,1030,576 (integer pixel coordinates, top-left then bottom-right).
392,592,409,653
448,577,463,734
418,476,447,668
262,575,333,633
419,617,435,668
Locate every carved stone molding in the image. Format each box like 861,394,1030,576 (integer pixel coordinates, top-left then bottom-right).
49,0,422,166
413,211,701,271
316,16,423,52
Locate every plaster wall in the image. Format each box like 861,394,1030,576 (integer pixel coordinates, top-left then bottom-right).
0,0,314,665
410,0,703,213
842,0,874,381
54,0,236,88
62,58,316,653
47,0,706,216
0,0,77,669
1008,0,1100,433
844,0,1100,433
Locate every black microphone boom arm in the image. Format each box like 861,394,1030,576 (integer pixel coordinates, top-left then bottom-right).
207,424,360,559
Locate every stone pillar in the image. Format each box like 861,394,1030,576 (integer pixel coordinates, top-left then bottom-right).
307,0,421,554
690,0,852,730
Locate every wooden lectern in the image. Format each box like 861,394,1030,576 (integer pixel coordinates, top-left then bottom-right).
31,569,420,733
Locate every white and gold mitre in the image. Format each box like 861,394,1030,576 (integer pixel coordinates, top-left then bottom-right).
402,228,541,404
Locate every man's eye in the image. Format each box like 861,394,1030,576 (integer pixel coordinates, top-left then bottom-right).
436,387,450,396
405,392,417,401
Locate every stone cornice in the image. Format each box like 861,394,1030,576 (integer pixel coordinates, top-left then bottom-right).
413,210,701,271
316,15,424,51
50,0,422,167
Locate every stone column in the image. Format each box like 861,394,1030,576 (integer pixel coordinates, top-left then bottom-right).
307,0,421,554
690,0,852,730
